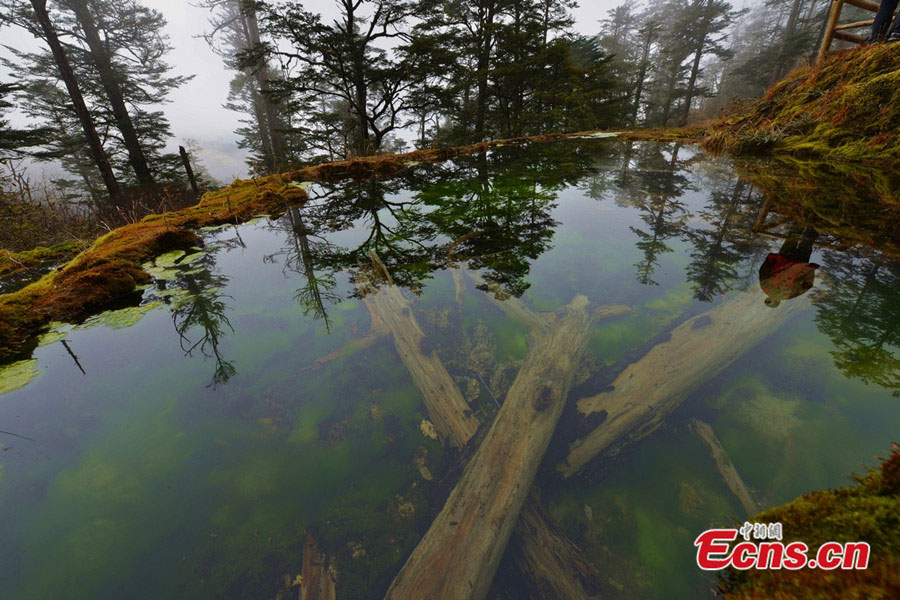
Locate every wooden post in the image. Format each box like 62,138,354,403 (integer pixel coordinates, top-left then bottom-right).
817,0,845,63
179,145,200,194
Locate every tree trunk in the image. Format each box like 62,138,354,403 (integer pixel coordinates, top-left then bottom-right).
559,284,815,478
774,0,805,81
242,3,285,169
179,145,200,194
386,295,594,600
68,0,155,186
631,27,655,124
31,0,122,204
474,2,496,139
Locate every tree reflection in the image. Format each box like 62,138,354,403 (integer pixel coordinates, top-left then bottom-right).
685,176,767,301
625,143,693,285
264,141,610,316
266,206,342,331
815,248,900,396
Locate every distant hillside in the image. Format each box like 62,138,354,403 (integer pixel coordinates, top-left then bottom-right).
703,43,900,162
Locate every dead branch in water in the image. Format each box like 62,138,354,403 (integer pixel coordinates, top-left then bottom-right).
691,419,758,517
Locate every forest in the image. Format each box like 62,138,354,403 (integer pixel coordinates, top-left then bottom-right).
0,0,863,252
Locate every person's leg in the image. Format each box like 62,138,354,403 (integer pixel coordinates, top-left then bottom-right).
871,0,900,41
889,5,900,40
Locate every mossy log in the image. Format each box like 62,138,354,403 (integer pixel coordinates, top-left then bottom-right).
385,295,593,600
691,419,758,517
559,286,814,478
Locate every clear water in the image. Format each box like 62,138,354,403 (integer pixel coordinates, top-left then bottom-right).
0,139,898,599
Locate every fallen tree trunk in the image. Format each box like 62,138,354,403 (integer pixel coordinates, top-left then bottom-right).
357,253,479,448
558,286,814,478
691,419,758,517
509,496,604,599
386,295,594,600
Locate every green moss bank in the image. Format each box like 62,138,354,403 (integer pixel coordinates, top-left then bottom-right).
722,446,900,600
703,44,900,163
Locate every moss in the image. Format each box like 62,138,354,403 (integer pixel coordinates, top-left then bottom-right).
0,241,85,278
721,446,900,599
702,44,900,164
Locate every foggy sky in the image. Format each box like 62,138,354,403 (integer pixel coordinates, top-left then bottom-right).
2,0,623,182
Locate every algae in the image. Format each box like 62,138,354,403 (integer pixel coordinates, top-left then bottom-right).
79,303,162,330
0,359,39,395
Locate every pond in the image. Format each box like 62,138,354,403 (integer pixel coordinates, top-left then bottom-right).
0,138,898,599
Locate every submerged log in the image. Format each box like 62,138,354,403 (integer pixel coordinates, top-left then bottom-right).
386,295,594,600
691,419,758,517
358,255,479,448
299,328,386,373
510,496,604,599
558,286,814,478
299,531,336,600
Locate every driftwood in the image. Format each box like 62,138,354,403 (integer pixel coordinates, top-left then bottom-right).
509,496,604,599
386,295,594,600
450,266,466,307
691,419,758,517
469,271,556,333
558,286,814,478
299,328,386,373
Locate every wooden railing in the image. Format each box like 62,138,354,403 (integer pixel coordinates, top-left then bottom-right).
817,0,893,62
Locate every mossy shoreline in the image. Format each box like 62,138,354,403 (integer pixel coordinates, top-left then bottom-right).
0,131,594,362
701,44,900,164
721,447,900,599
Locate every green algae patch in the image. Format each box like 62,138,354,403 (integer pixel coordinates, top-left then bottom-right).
79,303,162,331
721,446,900,599
0,359,39,395
704,44,900,164
36,322,75,347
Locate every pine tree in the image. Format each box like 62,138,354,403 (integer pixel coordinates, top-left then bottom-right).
2,0,191,188
251,0,415,158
